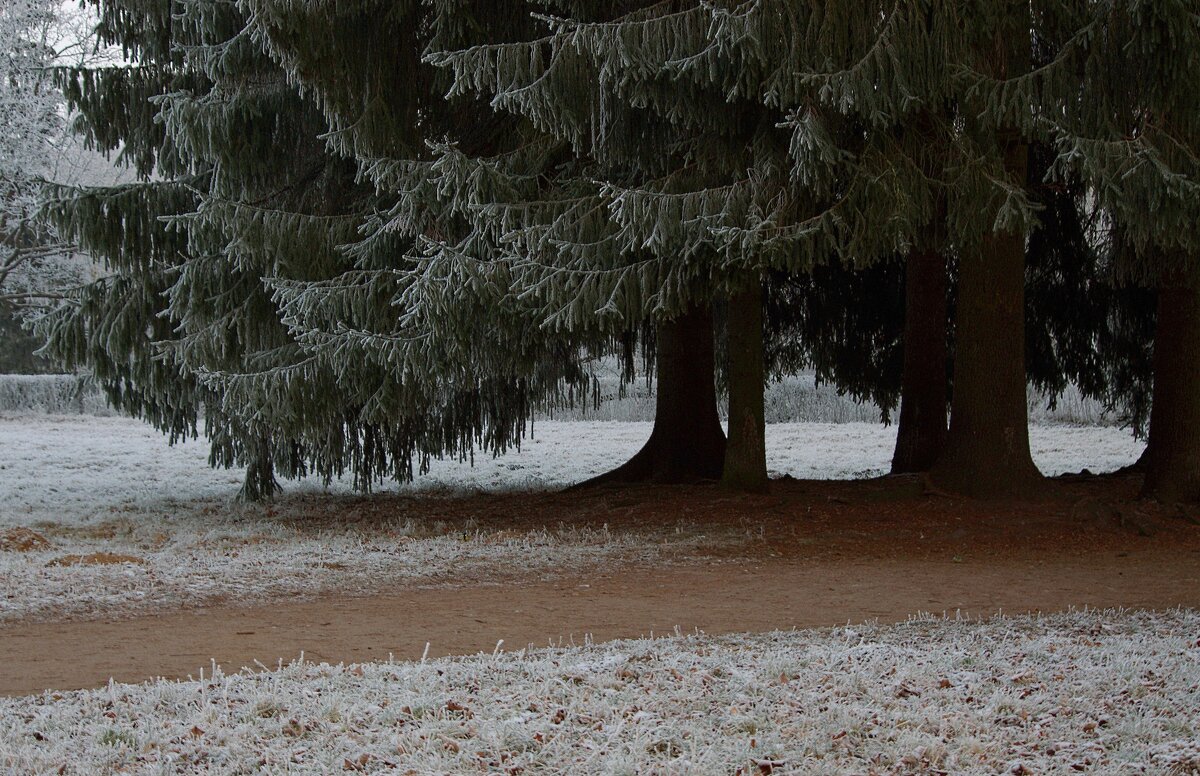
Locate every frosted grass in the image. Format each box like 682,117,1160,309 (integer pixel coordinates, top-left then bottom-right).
1,609,1196,774
1,415,1144,623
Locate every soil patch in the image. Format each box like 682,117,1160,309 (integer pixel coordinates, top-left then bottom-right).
0,528,52,553
45,552,146,567
272,470,1200,564
2,472,1199,696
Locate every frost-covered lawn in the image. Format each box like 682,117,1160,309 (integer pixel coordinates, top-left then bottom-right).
0,415,1145,511
2,609,1197,774
0,415,1145,623
0,418,1186,772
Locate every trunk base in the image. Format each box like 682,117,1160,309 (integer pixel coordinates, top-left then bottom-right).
572,305,725,489
722,283,769,493
927,453,1047,500
891,246,948,474
574,425,726,488
1141,281,1200,503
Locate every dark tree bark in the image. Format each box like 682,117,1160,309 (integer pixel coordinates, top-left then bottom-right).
722,282,768,492
1142,278,1200,502
928,138,1044,498
1117,446,1150,474
891,245,948,473
927,14,1044,499
573,304,726,487
238,437,280,502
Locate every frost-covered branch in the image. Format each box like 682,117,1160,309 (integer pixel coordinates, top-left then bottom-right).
0,0,121,312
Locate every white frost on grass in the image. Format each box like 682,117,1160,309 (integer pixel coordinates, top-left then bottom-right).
0,522,661,623
0,416,1145,623
2,609,1197,774
1,415,1144,513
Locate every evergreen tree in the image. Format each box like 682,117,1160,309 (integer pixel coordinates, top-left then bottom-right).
239,0,631,480
42,0,362,498
429,1,1060,497
43,0,1189,503
1053,1,1200,502
43,0,595,498
243,0,754,486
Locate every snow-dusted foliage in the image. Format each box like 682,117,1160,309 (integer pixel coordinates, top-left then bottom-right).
1,609,1197,773
40,0,1185,496
38,0,611,501
0,2,59,202
0,0,112,308
0,0,66,303
0,374,108,414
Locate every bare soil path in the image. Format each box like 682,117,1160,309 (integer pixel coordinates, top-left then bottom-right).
3,474,1199,696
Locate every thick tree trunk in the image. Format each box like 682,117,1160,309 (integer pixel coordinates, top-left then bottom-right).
573,304,725,487
722,282,768,492
1141,278,1200,502
928,139,1044,498
891,245,948,473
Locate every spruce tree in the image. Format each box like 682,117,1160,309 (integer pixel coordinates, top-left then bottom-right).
45,0,1188,503
1053,2,1200,502
429,1,1062,498
231,0,617,483
245,0,762,485
41,0,364,498
43,0,592,498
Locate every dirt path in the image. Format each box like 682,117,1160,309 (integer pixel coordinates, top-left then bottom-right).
3,546,1197,697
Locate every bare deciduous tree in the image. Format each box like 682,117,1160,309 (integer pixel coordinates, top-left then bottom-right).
1,0,117,310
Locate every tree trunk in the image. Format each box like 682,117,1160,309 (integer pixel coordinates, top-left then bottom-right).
924,6,1045,498
573,304,726,487
891,245,948,473
722,282,768,492
1141,278,1200,502
928,139,1044,498
238,437,280,502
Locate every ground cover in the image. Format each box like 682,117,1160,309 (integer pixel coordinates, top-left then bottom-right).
0,416,1148,623
2,609,1198,774
1,415,1198,771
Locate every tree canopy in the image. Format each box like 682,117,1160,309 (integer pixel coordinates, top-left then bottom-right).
34,0,1200,501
